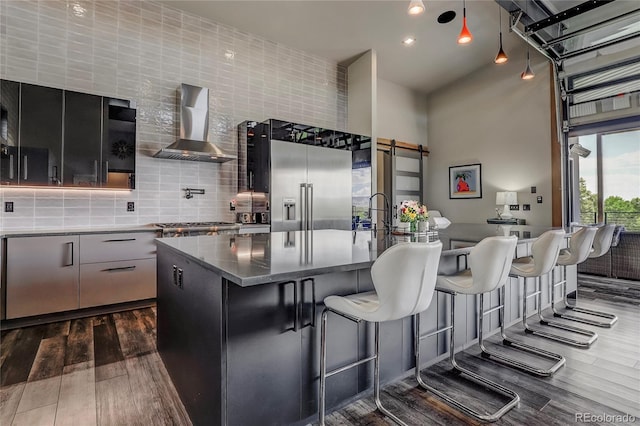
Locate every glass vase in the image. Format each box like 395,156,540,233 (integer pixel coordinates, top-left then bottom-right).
410,220,417,233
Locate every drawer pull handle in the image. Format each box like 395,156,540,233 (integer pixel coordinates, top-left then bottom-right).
103,238,137,242
102,266,137,272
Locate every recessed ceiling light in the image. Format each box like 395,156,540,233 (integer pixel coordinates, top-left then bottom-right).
403,37,416,46
437,10,456,24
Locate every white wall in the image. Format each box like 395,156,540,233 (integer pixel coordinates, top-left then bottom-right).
0,0,347,231
425,50,553,226
376,78,428,205
377,79,427,146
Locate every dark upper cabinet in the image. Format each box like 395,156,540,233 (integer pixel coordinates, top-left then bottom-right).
20,83,63,185
0,79,136,189
102,100,136,188
1,80,20,184
64,91,102,187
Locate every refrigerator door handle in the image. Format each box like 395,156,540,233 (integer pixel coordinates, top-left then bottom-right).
300,183,307,231
308,183,314,231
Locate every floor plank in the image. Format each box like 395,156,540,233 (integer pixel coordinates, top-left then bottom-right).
124,354,191,425
93,316,124,368
64,317,94,367
11,403,57,426
1,325,47,387
112,311,155,359
55,361,97,426
15,376,61,414
0,383,25,426
28,336,67,382
95,374,145,426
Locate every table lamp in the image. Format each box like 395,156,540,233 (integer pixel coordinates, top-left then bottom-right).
496,191,518,219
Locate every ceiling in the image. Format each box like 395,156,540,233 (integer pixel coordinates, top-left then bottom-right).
160,0,527,95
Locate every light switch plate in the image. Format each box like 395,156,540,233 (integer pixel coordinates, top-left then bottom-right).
5,201,14,212
523,204,531,211
127,202,135,212
509,204,519,211
537,196,543,203
531,186,537,193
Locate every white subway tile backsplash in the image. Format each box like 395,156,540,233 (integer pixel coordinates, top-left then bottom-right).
1,0,346,232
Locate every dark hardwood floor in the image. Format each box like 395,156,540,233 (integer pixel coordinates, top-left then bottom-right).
1,275,638,425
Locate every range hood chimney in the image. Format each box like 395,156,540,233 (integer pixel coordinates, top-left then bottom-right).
154,84,236,163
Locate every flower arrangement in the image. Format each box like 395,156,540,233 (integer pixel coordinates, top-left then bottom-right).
399,200,428,222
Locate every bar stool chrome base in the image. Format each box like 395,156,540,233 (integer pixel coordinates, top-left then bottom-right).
478,287,565,376
550,267,618,328
319,308,406,426
516,276,597,348
414,290,520,422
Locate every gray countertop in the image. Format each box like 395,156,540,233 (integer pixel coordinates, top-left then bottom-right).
1,224,160,238
156,224,558,286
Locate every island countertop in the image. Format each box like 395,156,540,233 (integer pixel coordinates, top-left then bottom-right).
155,224,555,286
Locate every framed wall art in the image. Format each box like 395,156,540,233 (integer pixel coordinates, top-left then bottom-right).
449,163,482,199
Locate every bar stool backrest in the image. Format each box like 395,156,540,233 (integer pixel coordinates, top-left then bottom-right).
370,241,442,322
560,226,598,266
530,230,566,275
468,236,518,293
589,224,615,258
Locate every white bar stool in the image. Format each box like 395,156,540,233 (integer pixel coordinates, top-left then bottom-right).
435,235,565,377
419,236,521,422
318,241,443,426
552,224,618,327
510,230,598,348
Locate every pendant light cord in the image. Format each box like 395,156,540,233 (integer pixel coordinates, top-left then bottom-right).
499,7,502,42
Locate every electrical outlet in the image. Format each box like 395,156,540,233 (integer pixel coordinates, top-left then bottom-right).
5,201,14,213
523,204,531,211
509,204,519,211
127,202,135,212
537,196,543,203
531,186,537,194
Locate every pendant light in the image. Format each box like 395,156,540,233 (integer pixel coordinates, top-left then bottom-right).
458,0,472,44
521,49,535,79
521,2,535,79
408,0,425,15
494,7,508,64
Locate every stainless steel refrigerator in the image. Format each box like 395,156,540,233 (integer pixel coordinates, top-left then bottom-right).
270,139,352,232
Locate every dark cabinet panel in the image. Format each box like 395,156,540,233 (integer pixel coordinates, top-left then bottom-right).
156,251,224,425
64,91,102,187
227,280,302,425
20,83,63,185
1,80,20,184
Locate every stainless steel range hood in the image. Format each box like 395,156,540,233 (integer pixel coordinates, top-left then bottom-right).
154,83,236,163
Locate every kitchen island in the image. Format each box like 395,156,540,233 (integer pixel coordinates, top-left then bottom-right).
156,225,573,425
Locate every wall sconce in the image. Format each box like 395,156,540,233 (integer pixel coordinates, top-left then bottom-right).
496,191,518,219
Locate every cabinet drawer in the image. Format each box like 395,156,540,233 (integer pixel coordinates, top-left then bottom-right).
79,258,156,308
80,232,157,264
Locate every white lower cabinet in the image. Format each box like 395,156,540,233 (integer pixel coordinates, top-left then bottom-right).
6,235,79,319
4,231,157,319
79,258,156,308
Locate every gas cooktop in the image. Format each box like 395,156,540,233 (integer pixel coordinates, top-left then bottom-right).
156,221,241,237
156,221,237,228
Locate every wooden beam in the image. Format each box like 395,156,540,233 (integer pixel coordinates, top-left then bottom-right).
377,138,429,156
550,64,563,227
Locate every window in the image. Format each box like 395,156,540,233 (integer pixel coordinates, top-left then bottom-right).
574,128,640,230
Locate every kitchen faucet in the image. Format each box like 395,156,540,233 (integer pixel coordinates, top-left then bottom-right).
369,192,391,233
